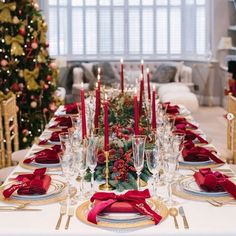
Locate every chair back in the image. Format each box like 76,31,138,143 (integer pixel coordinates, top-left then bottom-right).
1,94,19,166
0,105,5,168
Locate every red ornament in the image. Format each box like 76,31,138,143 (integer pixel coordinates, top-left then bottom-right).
44,84,49,90
1,59,8,67
19,27,26,36
11,83,20,92
31,41,38,49
46,75,52,81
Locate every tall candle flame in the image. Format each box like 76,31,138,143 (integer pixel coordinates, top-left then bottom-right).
120,58,123,64
97,74,100,81
81,82,84,89
147,67,149,73
96,82,98,88
105,93,107,100
153,84,156,91
141,59,144,64
98,67,101,74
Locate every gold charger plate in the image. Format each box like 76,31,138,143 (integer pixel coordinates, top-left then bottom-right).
76,198,168,230
0,179,67,205
172,176,234,202
179,161,225,170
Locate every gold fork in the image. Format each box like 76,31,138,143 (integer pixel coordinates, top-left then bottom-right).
55,205,67,230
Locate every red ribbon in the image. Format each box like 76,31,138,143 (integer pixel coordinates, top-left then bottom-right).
87,189,162,225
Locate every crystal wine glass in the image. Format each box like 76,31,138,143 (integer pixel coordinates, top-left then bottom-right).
145,148,162,199
59,132,70,153
87,136,98,194
132,135,146,190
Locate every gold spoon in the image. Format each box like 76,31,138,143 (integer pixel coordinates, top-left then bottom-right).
169,207,179,229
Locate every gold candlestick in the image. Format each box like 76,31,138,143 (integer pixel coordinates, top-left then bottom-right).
99,151,113,191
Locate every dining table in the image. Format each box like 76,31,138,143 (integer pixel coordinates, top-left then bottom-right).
0,104,235,236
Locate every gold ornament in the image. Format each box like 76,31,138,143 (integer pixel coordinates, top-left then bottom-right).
18,70,24,78
0,2,16,23
12,16,19,24
23,67,40,90
37,52,46,63
5,35,24,56
30,101,37,108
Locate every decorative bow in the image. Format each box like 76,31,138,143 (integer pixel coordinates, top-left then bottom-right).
23,67,40,90
0,91,13,103
87,189,162,225
0,2,16,23
5,35,24,56
37,20,48,44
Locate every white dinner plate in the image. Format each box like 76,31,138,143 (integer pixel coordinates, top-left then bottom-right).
10,179,66,200
179,159,214,166
180,176,229,197
30,160,61,168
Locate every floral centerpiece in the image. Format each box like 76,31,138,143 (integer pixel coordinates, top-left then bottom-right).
86,92,153,191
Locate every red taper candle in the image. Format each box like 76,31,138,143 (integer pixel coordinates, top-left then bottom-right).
139,74,144,115
140,59,144,75
94,83,99,130
120,58,124,93
104,94,109,151
147,67,151,101
80,82,87,139
152,85,157,130
134,88,139,135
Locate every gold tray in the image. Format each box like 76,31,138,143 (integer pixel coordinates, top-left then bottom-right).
76,198,168,230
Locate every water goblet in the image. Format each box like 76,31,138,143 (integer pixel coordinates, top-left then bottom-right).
132,135,146,190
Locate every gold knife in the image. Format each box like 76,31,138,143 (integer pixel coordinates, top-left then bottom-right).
179,206,189,229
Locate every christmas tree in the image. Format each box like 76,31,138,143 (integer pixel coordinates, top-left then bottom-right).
0,0,59,148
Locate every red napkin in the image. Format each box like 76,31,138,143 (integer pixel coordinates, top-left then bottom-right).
87,189,162,225
23,148,60,164
194,168,236,199
174,117,198,129
38,129,68,145
174,129,208,144
64,103,79,114
49,117,72,128
162,102,179,114
182,140,224,163
3,168,51,198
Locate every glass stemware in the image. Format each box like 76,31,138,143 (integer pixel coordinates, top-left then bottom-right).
59,132,70,152
132,135,146,190
145,148,161,199
164,149,179,206
87,136,98,194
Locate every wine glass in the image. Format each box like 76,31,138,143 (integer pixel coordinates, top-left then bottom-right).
164,149,179,206
132,135,146,190
87,136,98,194
59,151,78,205
145,148,162,199
59,132,70,153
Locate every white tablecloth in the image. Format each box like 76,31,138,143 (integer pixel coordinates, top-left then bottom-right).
0,161,235,236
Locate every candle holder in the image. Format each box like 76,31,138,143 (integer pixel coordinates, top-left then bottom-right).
99,151,113,191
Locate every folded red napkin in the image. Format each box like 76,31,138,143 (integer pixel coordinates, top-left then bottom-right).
64,103,79,114
38,129,68,145
174,117,198,129
23,148,60,164
49,117,72,128
182,141,224,163
3,168,51,198
194,168,236,199
87,189,162,225
162,102,179,114
174,129,208,144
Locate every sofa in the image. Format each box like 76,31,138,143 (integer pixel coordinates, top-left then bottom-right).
65,61,193,102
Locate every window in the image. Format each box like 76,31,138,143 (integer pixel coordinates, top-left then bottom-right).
44,0,210,60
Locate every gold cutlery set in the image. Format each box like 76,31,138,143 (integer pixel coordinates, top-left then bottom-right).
0,203,41,212
55,205,75,230
169,206,189,229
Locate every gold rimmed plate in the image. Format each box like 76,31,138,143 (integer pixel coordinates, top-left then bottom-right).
0,179,66,205
76,199,168,231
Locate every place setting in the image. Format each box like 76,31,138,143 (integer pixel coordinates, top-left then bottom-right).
0,168,67,205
